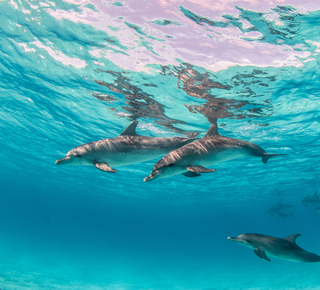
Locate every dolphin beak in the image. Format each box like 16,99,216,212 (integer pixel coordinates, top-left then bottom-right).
227,237,236,241
55,156,71,165
143,174,154,182
144,170,161,182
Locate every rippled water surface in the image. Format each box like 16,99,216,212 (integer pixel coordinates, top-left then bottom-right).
1,0,320,289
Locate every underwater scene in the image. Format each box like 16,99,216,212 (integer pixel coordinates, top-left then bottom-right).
2,0,320,289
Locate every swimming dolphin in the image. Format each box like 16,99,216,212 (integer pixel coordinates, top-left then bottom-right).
56,121,197,173
267,201,294,215
228,233,320,263
301,192,320,207
144,119,285,182
275,211,294,219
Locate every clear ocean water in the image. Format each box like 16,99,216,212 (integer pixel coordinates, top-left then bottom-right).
1,0,320,289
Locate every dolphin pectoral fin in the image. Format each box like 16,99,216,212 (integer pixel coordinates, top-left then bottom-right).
93,161,118,173
254,248,271,261
182,171,201,178
187,166,216,173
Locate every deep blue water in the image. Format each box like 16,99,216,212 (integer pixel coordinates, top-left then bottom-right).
2,0,320,289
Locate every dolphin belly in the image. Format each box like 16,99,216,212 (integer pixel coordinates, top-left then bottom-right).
88,136,196,168
265,249,299,262
96,149,167,167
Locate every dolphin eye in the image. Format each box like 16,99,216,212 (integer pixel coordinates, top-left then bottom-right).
75,154,81,157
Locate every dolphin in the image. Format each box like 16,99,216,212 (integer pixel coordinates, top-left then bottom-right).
301,192,320,207
228,233,320,263
275,211,294,219
267,201,294,215
56,121,197,173
144,119,285,182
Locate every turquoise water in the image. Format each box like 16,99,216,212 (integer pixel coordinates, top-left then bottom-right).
1,0,320,288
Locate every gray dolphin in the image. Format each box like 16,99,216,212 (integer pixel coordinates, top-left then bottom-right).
228,233,320,263
301,192,320,207
275,211,294,219
267,201,294,215
56,121,197,173
144,119,285,182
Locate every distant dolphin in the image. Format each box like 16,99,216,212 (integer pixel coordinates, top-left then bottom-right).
301,192,320,207
275,211,294,219
228,233,320,263
144,119,285,182
267,201,294,215
56,121,197,173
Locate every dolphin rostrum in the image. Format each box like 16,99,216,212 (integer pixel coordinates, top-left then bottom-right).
56,121,197,173
228,233,320,263
144,119,285,182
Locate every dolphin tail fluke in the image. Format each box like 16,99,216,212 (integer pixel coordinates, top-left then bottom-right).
262,154,286,164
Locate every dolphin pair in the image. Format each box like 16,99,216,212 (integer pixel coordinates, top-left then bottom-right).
144,119,285,182
228,233,320,263
56,121,197,172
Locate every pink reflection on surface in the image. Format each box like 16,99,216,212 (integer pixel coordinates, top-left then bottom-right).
47,0,320,72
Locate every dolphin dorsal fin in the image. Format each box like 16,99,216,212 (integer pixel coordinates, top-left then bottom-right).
314,191,318,197
120,121,138,136
204,119,219,138
284,234,301,243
